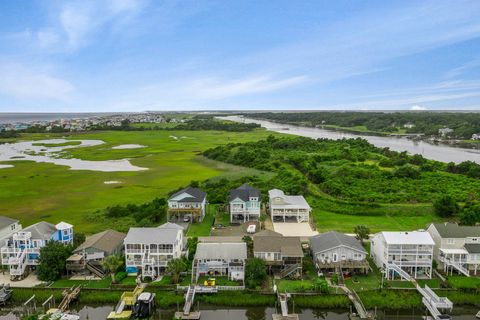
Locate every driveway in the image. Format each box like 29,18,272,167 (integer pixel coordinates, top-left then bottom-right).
0,272,44,287
211,221,259,237
273,222,319,241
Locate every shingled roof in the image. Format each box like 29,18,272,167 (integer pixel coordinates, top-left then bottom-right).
430,222,480,238
310,231,366,254
253,230,303,257
22,221,57,241
169,186,206,202
229,184,261,202
74,229,126,254
0,216,18,230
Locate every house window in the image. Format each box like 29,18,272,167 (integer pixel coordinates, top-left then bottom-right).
447,239,455,244
11,225,15,230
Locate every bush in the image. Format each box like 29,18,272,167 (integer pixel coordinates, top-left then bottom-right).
433,195,459,218
115,271,127,283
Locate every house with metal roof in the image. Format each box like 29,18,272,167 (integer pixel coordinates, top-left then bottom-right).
229,184,261,224
370,231,434,280
268,189,311,223
0,221,73,279
192,242,247,283
427,222,480,276
310,231,369,274
168,186,207,222
253,229,303,278
124,222,185,280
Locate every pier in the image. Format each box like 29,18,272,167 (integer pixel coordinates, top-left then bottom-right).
272,293,299,320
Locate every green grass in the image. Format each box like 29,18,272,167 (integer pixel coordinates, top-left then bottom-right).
276,279,314,292
197,276,241,286
49,277,112,288
446,275,480,290
32,141,82,147
119,276,137,286
0,129,277,233
345,273,381,291
186,204,216,237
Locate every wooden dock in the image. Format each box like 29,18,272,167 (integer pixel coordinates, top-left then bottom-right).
272,293,299,320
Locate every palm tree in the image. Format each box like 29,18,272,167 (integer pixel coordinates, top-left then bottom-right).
166,258,186,284
102,255,123,284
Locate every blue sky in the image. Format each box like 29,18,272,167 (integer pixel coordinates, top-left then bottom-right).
1,0,480,112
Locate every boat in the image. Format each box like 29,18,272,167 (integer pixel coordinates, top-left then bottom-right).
133,292,156,318
0,284,13,305
41,309,80,320
475,311,480,319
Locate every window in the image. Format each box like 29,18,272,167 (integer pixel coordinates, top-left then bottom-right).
11,224,15,230
447,239,455,244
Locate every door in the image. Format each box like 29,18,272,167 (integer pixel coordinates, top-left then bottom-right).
333,253,338,262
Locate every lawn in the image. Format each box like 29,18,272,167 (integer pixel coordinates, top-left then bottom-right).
276,279,314,292
345,272,381,291
446,275,480,289
186,204,216,237
49,277,112,289
197,276,242,286
0,129,277,233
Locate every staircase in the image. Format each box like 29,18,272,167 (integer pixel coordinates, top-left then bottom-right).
387,263,412,281
276,263,301,279
86,260,106,278
183,285,196,315
9,249,27,278
444,258,469,277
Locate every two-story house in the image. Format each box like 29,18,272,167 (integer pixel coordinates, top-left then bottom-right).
229,184,261,223
310,231,369,274
0,221,73,279
427,222,480,276
168,186,207,222
192,241,247,283
0,216,22,247
124,222,185,280
253,229,303,278
371,231,434,280
268,189,311,223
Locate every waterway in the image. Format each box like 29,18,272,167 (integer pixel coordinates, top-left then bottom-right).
0,305,478,320
220,116,480,164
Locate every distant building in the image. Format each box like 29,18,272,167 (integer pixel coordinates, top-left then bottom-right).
268,189,311,223
229,184,261,224
471,133,480,140
403,122,415,129
438,127,453,137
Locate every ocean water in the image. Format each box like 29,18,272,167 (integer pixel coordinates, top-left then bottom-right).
0,112,125,124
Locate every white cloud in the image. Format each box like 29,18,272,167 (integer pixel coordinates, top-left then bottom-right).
0,63,74,101
410,105,428,111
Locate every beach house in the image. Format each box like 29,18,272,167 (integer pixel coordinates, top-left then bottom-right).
268,189,311,223
229,184,261,223
168,186,207,222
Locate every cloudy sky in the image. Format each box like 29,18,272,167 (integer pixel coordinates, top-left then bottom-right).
1,0,480,112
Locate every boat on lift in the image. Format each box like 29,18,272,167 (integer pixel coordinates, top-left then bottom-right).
133,292,156,318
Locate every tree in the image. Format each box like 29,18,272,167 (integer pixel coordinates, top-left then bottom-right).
166,258,187,284
354,225,370,244
313,277,330,293
259,214,267,230
102,255,123,284
460,204,480,226
242,235,253,256
72,233,85,249
245,258,267,289
37,241,73,281
433,195,459,218
187,237,199,261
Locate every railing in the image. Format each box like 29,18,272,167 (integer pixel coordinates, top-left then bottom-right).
387,260,432,266
388,249,433,254
125,249,173,254
12,232,32,241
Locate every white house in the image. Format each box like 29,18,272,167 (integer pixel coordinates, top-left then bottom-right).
192,242,247,283
370,231,434,280
472,133,480,140
427,222,480,276
168,187,207,222
229,184,261,223
438,127,453,137
0,221,73,279
0,216,22,247
310,231,369,273
124,222,185,280
268,189,311,223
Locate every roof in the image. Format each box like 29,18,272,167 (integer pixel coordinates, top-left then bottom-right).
67,254,84,262
268,189,310,209
194,242,247,260
23,221,57,240
55,222,73,230
380,231,434,245
169,186,206,202
430,222,480,238
310,231,366,254
229,184,261,202
464,243,480,254
198,236,244,243
253,230,303,257
124,223,182,244
0,216,18,230
74,229,126,254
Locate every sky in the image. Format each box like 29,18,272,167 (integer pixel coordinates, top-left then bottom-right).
1,0,480,112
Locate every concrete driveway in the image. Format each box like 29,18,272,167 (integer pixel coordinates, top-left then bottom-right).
273,222,319,241
0,272,44,287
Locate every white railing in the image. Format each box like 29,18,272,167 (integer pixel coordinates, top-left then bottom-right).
12,232,32,241
125,249,173,254
217,285,245,291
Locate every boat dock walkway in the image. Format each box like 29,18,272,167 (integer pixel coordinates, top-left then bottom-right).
271,293,299,320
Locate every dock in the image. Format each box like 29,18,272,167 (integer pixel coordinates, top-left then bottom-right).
57,286,81,312
107,284,145,319
272,293,299,320
339,286,374,320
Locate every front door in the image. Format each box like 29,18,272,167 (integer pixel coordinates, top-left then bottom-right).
333,253,338,262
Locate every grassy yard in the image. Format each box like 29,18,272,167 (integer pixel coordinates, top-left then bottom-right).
49,277,112,289
186,204,216,237
0,129,276,233
197,276,241,286
446,275,480,289
345,272,381,291
276,279,315,292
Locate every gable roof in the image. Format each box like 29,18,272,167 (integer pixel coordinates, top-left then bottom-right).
229,184,260,202
169,186,206,203
464,243,480,254
310,231,366,254
158,222,184,231
253,230,303,257
74,229,126,254
23,221,57,240
268,189,310,209
194,242,247,260
430,222,480,238
0,216,18,230
380,231,434,245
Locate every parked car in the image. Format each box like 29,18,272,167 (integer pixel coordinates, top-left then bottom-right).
183,216,190,223
247,224,256,234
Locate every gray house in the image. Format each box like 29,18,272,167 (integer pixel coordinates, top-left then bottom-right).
168,186,207,222
74,229,126,260
192,242,247,283
0,216,21,247
310,231,369,273
229,184,261,224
